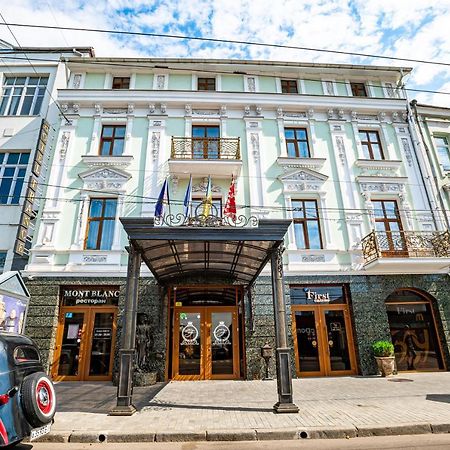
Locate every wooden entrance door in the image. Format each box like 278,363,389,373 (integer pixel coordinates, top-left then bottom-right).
172,306,240,380
51,306,117,381
292,305,356,377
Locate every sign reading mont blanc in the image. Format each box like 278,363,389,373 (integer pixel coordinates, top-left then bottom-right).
61,286,120,306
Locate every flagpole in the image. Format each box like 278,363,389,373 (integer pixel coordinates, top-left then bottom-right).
167,177,171,217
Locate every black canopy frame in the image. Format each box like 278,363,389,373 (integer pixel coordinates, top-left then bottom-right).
111,218,299,415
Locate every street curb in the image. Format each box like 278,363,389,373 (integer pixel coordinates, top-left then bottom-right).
356,423,432,437
36,422,450,443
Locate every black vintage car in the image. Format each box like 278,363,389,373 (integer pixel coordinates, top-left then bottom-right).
0,333,56,448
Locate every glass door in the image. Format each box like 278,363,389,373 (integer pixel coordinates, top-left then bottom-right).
322,308,354,375
208,309,239,379
292,308,324,376
86,310,117,380
292,305,356,377
52,307,118,381
172,307,240,380
53,309,88,381
173,310,204,380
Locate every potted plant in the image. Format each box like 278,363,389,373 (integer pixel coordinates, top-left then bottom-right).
372,340,396,377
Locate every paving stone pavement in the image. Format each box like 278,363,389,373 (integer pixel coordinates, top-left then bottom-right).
52,372,450,436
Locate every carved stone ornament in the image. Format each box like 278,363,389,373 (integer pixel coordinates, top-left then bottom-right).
351,111,358,121
73,74,82,89
335,135,346,165
151,131,160,160
127,104,134,114
79,167,131,191
361,182,405,194
250,133,260,161
72,104,79,113
275,245,285,278
149,104,155,114
94,104,102,114
402,112,408,121
385,83,395,98
378,112,386,122
280,168,328,193
308,108,314,119
247,77,256,92
61,103,69,113
327,109,334,119
60,131,70,159
392,112,399,122
192,177,222,193
160,103,167,114
401,137,413,167
156,74,165,90
338,109,344,119
255,106,262,116
220,105,227,116
276,107,283,118
185,104,192,115
302,254,325,263
244,106,251,116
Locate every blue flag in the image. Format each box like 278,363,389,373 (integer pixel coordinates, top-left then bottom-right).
183,175,192,219
155,179,168,218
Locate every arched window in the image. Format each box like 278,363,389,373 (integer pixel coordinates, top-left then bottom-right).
385,289,444,371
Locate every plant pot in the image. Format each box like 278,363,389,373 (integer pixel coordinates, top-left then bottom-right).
375,356,396,377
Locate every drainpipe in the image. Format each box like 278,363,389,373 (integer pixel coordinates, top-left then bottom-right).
409,100,450,229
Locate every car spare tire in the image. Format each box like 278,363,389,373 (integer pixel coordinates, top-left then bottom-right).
21,372,56,428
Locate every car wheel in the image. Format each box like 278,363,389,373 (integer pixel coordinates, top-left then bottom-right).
21,372,56,428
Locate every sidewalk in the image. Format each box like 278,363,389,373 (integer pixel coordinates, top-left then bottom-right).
44,373,450,443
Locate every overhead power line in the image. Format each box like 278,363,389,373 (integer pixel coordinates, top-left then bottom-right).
1,21,450,68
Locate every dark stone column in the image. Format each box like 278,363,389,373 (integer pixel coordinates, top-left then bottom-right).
271,245,298,413
110,245,141,416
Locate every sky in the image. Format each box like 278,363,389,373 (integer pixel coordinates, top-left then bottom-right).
0,0,449,106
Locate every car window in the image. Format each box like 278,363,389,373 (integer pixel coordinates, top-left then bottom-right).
13,346,40,364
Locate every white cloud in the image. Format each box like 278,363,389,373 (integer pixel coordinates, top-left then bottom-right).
0,0,448,106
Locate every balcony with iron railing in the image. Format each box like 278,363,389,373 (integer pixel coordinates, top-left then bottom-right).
361,230,450,273
168,137,242,179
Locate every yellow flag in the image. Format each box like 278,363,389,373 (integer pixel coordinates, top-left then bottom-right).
201,176,212,217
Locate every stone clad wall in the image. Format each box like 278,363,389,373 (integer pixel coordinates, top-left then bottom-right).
248,274,450,378
25,276,167,381
25,273,450,380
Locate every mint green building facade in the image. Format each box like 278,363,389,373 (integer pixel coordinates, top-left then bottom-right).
24,59,450,382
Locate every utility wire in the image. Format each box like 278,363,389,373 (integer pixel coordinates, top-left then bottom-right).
1,21,449,68
1,54,449,97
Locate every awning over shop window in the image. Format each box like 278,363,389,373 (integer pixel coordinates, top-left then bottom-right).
120,218,291,286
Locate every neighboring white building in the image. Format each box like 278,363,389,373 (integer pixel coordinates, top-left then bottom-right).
0,39,94,273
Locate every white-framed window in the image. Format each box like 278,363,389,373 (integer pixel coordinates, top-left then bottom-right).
434,136,450,171
0,151,29,204
0,76,48,116
85,197,118,250
0,251,7,272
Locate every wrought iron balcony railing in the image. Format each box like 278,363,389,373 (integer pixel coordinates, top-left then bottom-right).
361,230,450,264
171,137,241,160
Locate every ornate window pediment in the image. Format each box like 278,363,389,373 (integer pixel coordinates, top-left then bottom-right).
279,168,328,193
79,167,131,191
356,175,407,196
